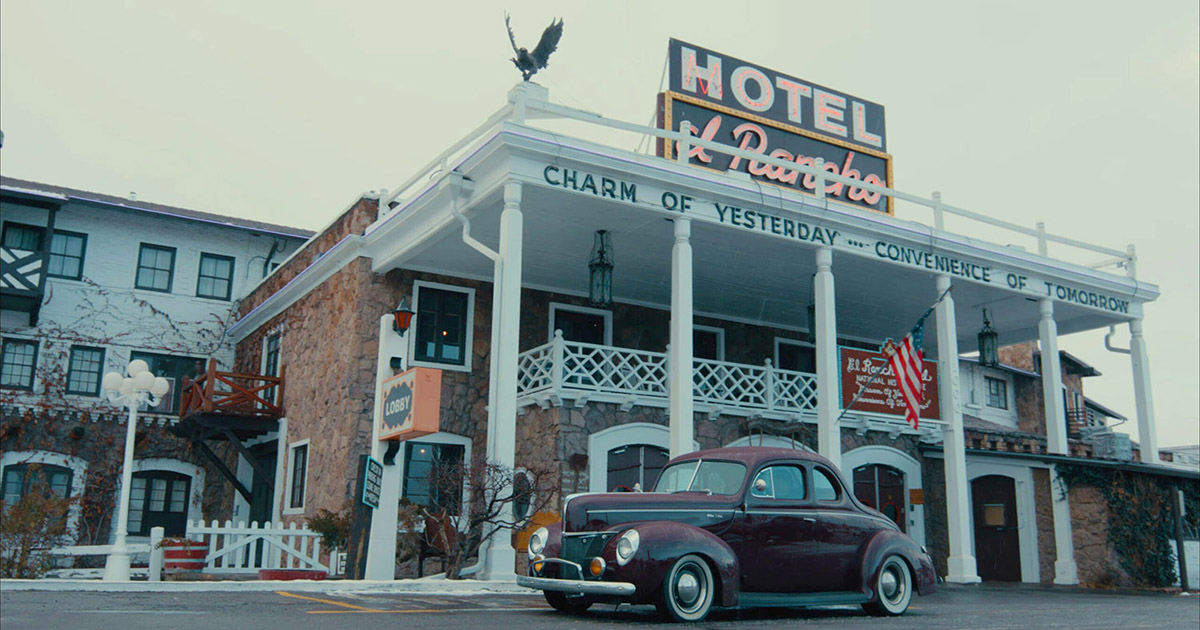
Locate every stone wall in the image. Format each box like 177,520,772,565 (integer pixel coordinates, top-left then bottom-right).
1069,484,1131,587
1032,468,1056,583
921,455,949,577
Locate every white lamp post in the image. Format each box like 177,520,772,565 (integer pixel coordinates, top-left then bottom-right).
101,359,170,581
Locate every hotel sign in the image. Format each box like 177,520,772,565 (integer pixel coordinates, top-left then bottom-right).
379,367,442,441
840,345,940,420
658,39,892,214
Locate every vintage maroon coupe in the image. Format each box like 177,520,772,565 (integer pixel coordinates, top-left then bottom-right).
517,446,936,621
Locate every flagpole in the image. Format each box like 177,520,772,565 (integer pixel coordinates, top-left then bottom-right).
834,286,953,424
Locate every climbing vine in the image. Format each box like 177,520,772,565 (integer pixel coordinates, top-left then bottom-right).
1056,464,1195,587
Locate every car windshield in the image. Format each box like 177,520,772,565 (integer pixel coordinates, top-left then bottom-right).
653,460,747,496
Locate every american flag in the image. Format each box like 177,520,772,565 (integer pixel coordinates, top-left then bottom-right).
888,321,926,430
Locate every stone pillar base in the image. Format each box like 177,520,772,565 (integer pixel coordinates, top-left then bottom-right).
945,555,981,584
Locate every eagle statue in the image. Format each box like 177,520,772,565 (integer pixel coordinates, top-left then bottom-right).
506,14,564,81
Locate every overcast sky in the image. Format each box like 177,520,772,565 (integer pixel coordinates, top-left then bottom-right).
2,1,1197,448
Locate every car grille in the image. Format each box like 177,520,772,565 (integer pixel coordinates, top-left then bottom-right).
560,532,614,565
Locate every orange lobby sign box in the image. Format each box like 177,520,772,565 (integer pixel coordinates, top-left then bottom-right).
379,367,442,441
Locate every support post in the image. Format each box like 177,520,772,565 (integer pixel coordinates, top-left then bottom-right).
364,314,409,580
936,274,980,584
1129,318,1159,463
814,247,840,470
480,180,524,580
272,417,287,524
668,217,694,458
1038,298,1078,584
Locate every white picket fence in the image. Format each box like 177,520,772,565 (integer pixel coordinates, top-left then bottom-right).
185,519,328,574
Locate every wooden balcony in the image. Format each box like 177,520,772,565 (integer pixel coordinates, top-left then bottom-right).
176,358,285,442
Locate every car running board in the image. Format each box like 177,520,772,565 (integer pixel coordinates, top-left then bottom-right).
738,591,870,608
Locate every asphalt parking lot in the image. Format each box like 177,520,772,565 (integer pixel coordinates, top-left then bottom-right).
2,582,1196,629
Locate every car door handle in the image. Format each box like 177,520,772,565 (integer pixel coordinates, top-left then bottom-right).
802,517,817,524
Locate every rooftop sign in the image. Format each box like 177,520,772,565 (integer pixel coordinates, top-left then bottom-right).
659,39,892,214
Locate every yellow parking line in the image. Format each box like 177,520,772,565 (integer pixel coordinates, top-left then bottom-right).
274,590,446,614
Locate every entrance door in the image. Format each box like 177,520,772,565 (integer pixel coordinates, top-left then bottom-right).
972,475,1021,581
852,464,907,532
248,442,277,525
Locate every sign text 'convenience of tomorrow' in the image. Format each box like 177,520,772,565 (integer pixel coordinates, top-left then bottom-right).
539,164,1135,316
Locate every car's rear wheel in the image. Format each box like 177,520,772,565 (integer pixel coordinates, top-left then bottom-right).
543,590,592,613
862,555,912,616
656,554,714,622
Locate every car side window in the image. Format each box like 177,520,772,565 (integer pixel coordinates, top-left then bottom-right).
751,466,806,500
814,467,840,501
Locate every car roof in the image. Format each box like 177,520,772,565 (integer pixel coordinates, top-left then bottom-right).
670,446,838,470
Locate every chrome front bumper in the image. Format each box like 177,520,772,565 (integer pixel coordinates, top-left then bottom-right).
516,575,636,596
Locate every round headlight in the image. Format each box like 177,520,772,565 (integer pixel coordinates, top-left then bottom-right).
528,526,548,558
615,529,639,566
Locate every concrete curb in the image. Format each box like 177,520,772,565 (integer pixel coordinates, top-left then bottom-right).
0,577,533,595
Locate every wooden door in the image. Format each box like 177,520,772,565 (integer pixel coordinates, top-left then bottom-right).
972,475,1021,581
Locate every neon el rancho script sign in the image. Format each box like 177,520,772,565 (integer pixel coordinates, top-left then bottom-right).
658,39,892,214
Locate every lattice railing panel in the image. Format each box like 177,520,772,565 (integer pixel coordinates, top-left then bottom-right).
693,358,768,408
773,369,818,412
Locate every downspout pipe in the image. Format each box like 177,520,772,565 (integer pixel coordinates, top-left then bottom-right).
1104,325,1131,355
444,171,502,578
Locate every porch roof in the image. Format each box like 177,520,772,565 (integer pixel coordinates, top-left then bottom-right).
361,111,1157,354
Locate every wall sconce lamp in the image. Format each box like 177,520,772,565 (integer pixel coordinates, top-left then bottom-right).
392,297,415,336
588,230,613,308
978,309,999,367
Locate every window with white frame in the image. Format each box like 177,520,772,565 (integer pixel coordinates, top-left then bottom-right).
262,333,281,404
775,338,815,373
127,470,190,536
286,441,309,512
693,325,725,361
1,338,38,390
985,376,1008,409
402,441,465,514
549,302,612,345
412,282,474,370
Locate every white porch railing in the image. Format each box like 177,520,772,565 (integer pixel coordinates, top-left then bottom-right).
517,331,817,419
186,519,328,575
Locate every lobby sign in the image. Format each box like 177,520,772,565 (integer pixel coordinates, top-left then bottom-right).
839,344,940,420
659,93,892,214
531,161,1140,318
379,367,442,441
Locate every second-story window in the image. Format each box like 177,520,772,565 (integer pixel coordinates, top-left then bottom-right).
263,333,280,404
136,244,176,292
66,346,105,396
0,338,38,390
1,223,43,251
196,253,234,300
414,285,471,367
129,351,203,414
47,231,87,280
985,376,1008,409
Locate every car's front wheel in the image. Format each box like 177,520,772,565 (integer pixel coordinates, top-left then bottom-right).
656,554,715,622
543,590,591,613
863,555,913,616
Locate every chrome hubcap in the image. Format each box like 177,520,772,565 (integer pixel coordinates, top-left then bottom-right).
676,572,700,605
881,570,898,598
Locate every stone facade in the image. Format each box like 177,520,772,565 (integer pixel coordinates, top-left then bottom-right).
1032,467,1056,584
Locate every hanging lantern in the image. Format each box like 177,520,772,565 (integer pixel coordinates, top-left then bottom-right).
978,309,999,367
588,230,613,307
392,296,415,336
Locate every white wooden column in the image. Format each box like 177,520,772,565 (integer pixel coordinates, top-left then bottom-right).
669,217,694,458
936,275,979,584
1038,298,1079,585
365,314,409,580
1129,318,1159,463
1040,299,1068,455
814,246,840,470
480,180,523,580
